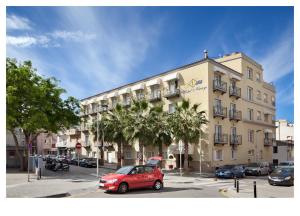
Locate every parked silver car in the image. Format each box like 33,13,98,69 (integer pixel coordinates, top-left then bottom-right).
245,162,270,176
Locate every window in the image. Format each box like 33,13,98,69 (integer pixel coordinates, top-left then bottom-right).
136,90,144,100
248,130,254,143
214,74,222,83
124,151,132,159
271,96,275,106
248,150,254,155
264,114,269,123
111,97,118,107
248,108,253,120
145,166,154,173
263,93,268,103
256,72,261,82
231,150,237,160
85,134,89,146
8,150,15,157
257,90,261,100
168,103,175,113
168,80,178,92
214,150,223,161
247,67,253,80
247,87,253,101
273,146,278,154
257,111,262,120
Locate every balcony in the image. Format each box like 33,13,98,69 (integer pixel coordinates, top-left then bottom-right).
164,88,180,99
122,100,131,108
80,124,89,132
229,86,241,98
66,128,81,136
214,134,228,144
149,91,161,102
213,106,227,119
264,138,275,146
99,106,108,113
213,80,227,94
82,141,92,147
230,135,242,145
229,110,242,121
136,94,145,101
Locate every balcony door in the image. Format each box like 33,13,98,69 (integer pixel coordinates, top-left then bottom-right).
168,79,178,92
214,99,222,113
215,125,222,140
214,74,221,85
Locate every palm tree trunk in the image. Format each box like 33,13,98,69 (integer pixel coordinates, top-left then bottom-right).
117,142,122,168
10,129,24,171
100,144,104,166
183,141,189,171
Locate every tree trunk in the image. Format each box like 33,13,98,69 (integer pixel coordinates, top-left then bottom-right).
158,143,163,157
117,142,122,169
138,143,144,165
183,141,189,171
120,141,124,167
10,129,24,171
100,142,104,165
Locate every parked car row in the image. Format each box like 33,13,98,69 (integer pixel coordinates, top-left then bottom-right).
215,161,294,186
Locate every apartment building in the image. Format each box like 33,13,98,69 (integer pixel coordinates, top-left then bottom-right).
6,129,26,168
56,127,81,158
77,51,276,172
273,120,294,165
36,133,57,156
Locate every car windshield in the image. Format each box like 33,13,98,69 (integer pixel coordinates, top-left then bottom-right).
273,168,294,174
247,163,259,167
115,166,134,174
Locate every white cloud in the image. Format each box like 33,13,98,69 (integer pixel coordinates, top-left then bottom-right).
258,27,294,83
7,14,32,30
50,30,96,41
6,35,50,48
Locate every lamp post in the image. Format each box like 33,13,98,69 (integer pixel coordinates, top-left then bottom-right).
255,130,262,162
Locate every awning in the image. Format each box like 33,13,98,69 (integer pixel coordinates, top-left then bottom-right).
98,95,107,101
146,78,161,87
213,66,227,75
163,73,179,82
229,73,242,81
119,88,131,95
132,83,145,91
264,129,273,133
107,91,119,98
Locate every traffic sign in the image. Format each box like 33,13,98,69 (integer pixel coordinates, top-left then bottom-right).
75,143,82,149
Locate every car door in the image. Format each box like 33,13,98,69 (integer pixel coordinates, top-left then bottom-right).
144,166,156,187
126,166,146,189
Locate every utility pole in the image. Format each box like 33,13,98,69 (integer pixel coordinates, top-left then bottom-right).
96,105,99,177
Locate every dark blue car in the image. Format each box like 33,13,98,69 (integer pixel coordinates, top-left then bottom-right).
215,165,245,178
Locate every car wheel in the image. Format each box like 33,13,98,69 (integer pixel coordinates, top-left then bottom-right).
242,173,246,178
258,171,261,176
118,182,128,194
153,180,163,190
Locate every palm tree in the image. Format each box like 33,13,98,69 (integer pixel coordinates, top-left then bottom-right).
124,99,153,165
168,99,208,171
148,105,172,157
91,113,109,166
105,104,128,168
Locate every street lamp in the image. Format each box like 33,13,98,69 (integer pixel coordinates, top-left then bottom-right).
199,125,202,176
255,130,262,162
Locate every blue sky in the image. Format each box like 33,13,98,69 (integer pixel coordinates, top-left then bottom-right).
6,6,294,122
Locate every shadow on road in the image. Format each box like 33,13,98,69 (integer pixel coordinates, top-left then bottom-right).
104,186,203,196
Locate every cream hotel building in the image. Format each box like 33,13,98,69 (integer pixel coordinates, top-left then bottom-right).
74,51,276,172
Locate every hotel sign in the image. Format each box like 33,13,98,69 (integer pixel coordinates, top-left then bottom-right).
181,79,207,95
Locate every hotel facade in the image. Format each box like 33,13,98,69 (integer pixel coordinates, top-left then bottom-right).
72,52,276,172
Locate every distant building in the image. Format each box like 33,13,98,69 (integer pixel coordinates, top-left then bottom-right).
6,129,26,168
56,127,81,158
273,120,294,165
36,132,57,155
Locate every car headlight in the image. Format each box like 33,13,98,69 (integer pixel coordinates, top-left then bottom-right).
284,176,291,180
107,179,118,184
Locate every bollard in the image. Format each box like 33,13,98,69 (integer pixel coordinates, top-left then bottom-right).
234,177,237,188
236,179,239,193
39,168,42,179
254,181,257,198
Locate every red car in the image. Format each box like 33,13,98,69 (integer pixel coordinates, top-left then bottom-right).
98,157,164,193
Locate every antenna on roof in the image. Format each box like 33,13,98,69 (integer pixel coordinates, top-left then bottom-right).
203,49,208,59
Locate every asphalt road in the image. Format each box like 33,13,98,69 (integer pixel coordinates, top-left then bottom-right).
6,163,294,198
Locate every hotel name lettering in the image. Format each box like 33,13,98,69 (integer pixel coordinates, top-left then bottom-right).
180,79,207,95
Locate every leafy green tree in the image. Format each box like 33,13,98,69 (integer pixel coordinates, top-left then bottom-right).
6,58,80,170
168,99,208,171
